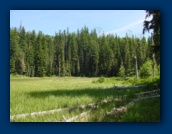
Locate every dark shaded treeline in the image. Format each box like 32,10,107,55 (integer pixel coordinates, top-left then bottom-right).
10,26,155,77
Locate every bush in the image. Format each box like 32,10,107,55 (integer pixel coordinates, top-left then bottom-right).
118,65,125,79
97,76,105,83
139,59,153,78
92,76,105,83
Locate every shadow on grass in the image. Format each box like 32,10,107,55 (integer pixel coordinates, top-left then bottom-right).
27,78,160,100
100,97,160,122
27,87,126,100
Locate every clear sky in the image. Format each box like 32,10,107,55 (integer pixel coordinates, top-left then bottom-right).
10,10,152,39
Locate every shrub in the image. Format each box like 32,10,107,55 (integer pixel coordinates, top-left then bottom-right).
118,65,125,79
97,76,105,83
92,76,105,83
139,59,153,78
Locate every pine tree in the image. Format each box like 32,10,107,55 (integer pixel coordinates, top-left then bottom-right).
68,33,78,76
34,31,46,77
17,26,27,75
10,28,19,74
118,64,125,79
89,36,99,76
45,35,54,76
143,10,160,64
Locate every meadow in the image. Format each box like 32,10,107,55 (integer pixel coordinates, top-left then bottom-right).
10,76,160,122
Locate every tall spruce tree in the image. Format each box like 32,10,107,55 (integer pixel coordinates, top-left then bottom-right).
10,28,19,74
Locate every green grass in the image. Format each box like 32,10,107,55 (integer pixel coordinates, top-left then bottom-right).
91,97,160,122
119,98,160,122
10,76,160,122
10,77,115,115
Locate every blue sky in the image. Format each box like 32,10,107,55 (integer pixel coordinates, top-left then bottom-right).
10,10,152,39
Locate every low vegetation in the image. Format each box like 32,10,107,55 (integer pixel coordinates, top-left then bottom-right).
10,76,160,122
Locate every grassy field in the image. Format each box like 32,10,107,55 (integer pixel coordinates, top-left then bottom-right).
10,76,160,122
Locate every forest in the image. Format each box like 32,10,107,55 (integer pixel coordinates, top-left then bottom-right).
10,25,159,78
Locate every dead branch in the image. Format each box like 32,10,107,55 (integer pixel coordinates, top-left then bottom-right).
10,97,121,120
113,85,145,89
107,95,160,115
10,89,160,121
62,110,91,122
135,89,160,97
127,95,160,106
10,107,69,120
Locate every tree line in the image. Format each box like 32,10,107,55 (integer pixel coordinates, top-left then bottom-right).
10,25,159,77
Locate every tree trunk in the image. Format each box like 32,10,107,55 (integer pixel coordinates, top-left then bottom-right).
134,54,138,79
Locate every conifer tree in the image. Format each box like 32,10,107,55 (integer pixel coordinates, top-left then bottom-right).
10,28,19,74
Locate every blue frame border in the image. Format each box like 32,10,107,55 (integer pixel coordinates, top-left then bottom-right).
1,0,171,134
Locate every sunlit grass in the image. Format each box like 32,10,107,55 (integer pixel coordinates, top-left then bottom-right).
10,77,115,115
10,76,160,122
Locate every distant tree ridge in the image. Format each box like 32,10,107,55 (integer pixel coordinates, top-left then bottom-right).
10,26,157,77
